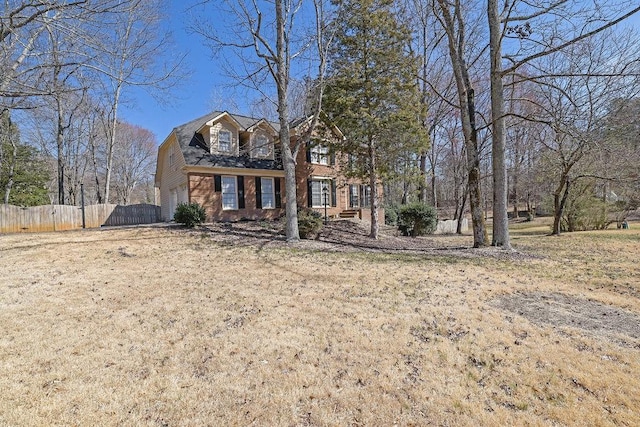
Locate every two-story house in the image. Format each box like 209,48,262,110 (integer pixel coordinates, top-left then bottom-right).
154,111,382,223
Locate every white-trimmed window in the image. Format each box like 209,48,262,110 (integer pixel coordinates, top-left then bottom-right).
261,177,275,209
362,185,371,208
218,130,232,152
310,145,329,165
255,135,270,157
221,176,237,210
311,179,330,207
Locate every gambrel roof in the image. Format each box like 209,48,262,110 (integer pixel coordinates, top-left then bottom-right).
172,111,282,171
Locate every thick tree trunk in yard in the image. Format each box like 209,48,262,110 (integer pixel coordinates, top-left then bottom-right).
552,175,570,235
275,0,299,242
488,0,510,249
281,142,300,242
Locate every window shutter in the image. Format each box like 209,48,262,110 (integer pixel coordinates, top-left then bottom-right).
214,175,221,192
330,151,336,166
331,180,337,207
307,179,313,207
275,178,282,208
255,177,262,209
237,176,245,209
306,144,311,163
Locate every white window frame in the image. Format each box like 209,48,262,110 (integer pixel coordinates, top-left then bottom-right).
169,147,175,166
311,179,331,208
218,130,232,152
255,135,270,157
221,176,238,210
261,177,275,209
310,145,329,165
362,185,371,208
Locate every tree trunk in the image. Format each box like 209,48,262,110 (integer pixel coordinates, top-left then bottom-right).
512,171,519,219
419,152,427,203
275,0,299,242
430,130,438,208
56,97,65,205
456,185,468,234
488,0,510,248
436,0,487,247
552,174,570,235
89,135,103,204
281,143,300,242
3,138,17,204
104,85,122,204
369,140,379,239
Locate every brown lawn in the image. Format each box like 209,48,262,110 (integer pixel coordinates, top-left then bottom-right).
0,219,639,426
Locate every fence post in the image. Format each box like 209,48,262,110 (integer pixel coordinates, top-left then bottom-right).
81,184,86,229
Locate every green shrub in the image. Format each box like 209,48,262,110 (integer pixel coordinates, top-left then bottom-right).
174,202,207,228
297,208,323,239
397,202,437,237
385,204,399,226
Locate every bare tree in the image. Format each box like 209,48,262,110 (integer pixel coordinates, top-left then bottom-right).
194,0,337,242
88,0,184,203
111,121,156,205
487,0,640,246
525,30,640,234
434,0,488,247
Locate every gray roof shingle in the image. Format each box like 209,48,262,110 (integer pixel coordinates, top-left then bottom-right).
173,111,283,171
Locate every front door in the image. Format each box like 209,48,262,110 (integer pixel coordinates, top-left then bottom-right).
349,184,359,208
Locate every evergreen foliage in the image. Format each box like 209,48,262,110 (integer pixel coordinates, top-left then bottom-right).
173,202,207,228
397,202,438,237
297,208,323,239
1,110,50,206
323,0,428,238
384,204,399,226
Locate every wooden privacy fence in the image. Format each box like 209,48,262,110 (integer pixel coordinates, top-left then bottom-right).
0,204,161,233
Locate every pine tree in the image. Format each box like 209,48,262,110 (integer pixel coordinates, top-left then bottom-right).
324,0,428,239
1,110,50,206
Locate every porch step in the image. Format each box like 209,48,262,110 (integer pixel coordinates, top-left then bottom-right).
339,209,359,219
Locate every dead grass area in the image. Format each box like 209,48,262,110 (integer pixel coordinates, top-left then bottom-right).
0,219,639,426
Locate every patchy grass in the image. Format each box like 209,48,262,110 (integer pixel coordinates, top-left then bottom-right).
0,220,639,426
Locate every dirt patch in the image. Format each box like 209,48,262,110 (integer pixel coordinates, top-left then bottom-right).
492,292,640,346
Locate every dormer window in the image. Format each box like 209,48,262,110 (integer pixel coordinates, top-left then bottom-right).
255,135,270,157
218,130,232,152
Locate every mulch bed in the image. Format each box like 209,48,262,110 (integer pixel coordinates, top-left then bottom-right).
179,218,536,261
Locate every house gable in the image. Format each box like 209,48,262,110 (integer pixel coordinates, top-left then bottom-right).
246,119,277,161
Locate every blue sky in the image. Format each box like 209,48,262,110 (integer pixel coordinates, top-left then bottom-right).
119,2,640,146
118,0,317,145
118,2,222,144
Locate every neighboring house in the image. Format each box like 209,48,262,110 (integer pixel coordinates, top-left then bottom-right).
155,111,383,223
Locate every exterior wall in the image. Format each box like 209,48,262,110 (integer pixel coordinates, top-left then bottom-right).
188,173,285,222
294,139,384,223
157,134,188,221
294,142,344,217
208,118,239,155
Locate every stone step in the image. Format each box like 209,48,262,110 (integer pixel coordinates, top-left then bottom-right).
339,210,359,218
